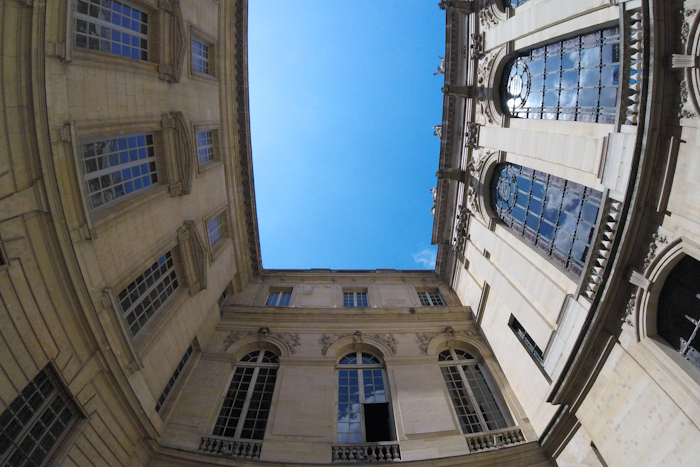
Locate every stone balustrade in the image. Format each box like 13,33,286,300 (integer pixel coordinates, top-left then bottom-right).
198,435,262,460
332,442,401,462
465,427,525,453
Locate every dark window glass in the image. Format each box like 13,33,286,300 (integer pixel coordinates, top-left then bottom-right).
502,28,620,123
491,163,602,276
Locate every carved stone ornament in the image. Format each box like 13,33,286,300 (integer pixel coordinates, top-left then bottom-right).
642,231,668,271
157,0,186,83
679,78,698,120
465,122,480,149
434,56,446,75
433,125,443,139
161,111,195,197
177,220,208,296
319,331,398,356
477,0,504,31
475,49,500,125
466,181,482,220
452,205,470,253
430,187,438,216
681,9,697,50
223,328,301,354
470,33,484,61
623,291,637,327
415,326,477,355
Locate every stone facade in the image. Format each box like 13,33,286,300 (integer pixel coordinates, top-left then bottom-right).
0,0,698,466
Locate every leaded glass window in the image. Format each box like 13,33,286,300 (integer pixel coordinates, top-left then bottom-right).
502,28,620,123
337,351,393,443
0,365,80,466
214,350,279,440
74,0,149,60
491,163,602,277
156,345,193,412
439,349,508,434
118,251,179,336
80,133,158,209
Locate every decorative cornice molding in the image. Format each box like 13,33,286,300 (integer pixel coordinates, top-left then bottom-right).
223,327,301,354
319,331,398,356
415,326,477,355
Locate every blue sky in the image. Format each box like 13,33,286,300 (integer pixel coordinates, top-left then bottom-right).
248,1,444,270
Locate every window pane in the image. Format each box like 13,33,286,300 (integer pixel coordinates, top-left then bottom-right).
74,0,149,60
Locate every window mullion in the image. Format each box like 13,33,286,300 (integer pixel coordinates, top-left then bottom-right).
456,364,489,432
235,366,260,439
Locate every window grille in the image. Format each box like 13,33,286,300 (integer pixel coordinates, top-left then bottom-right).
156,345,194,412
337,351,393,443
196,130,215,165
343,291,368,307
118,251,179,336
266,290,292,306
207,213,225,249
418,291,445,306
80,133,158,209
502,28,620,123
213,350,279,440
510,318,544,363
0,365,80,466
74,0,149,60
491,163,602,277
192,40,210,74
439,349,508,434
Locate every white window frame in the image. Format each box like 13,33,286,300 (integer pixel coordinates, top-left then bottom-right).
196,129,215,165
343,290,368,307
191,38,210,74
418,290,445,306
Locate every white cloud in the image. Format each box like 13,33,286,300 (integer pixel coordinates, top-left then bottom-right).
412,248,437,268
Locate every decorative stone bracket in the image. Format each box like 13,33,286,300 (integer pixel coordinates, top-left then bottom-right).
319,331,398,356
178,221,207,296
223,328,301,354
161,112,195,197
415,326,477,355
452,205,470,253
158,0,186,83
442,85,474,98
436,168,467,182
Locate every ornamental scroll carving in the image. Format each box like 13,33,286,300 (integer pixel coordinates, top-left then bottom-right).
452,205,470,253
475,48,501,126
223,328,301,354
477,0,506,31
319,331,398,356
415,326,477,355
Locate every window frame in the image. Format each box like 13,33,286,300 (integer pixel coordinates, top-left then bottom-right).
156,343,195,413
213,350,280,441
336,350,395,443
266,289,293,307
438,348,510,435
343,290,369,308
203,205,231,260
193,122,223,174
189,24,218,82
417,290,445,306
509,316,545,365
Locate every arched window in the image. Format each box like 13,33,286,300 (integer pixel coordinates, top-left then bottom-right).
505,0,530,7
213,350,279,440
337,351,394,443
439,348,508,434
491,163,602,276
658,256,700,371
502,28,620,123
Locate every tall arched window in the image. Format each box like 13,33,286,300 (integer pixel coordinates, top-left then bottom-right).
503,28,620,123
213,350,279,440
439,349,508,434
657,256,700,371
491,163,602,276
337,351,394,443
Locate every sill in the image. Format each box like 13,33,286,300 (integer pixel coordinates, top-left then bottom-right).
71,48,159,77
93,184,169,235
196,160,224,178
210,238,231,264
189,69,218,85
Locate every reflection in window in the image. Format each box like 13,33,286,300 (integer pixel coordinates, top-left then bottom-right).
192,39,211,74
491,163,602,277
439,349,508,434
80,134,158,209
266,290,292,306
196,130,215,165
74,0,149,60
658,256,700,371
337,351,393,443
214,350,279,440
503,28,620,123
505,0,531,7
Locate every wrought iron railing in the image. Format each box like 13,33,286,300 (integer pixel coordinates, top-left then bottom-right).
332,442,401,462
198,435,262,460
464,427,525,453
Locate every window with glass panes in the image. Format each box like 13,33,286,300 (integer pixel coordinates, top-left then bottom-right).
213,350,279,440
74,0,149,61
337,351,393,443
80,133,158,209
207,213,225,249
265,290,292,306
156,345,193,412
491,163,602,277
192,39,210,74
343,291,368,307
196,130,215,165
439,349,508,434
0,365,80,466
505,0,531,7
510,317,544,364
118,251,178,336
502,28,620,123
418,291,445,306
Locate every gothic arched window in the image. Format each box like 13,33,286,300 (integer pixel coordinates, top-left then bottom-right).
337,351,394,443
502,28,620,123
491,163,602,276
657,256,700,371
213,350,279,440
439,349,508,433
